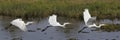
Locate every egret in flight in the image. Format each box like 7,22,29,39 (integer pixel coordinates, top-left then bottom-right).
78,9,105,33
9,18,34,31
41,14,71,32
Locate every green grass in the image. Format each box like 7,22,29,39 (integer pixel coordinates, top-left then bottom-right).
0,0,120,19
101,24,120,32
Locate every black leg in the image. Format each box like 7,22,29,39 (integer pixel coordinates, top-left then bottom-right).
5,24,12,30
41,26,52,32
9,24,12,26
78,27,87,33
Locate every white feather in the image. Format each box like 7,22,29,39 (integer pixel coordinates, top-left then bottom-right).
10,18,34,31
48,14,70,28
83,9,105,28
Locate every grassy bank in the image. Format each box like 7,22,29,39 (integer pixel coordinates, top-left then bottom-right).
101,24,120,32
0,0,120,19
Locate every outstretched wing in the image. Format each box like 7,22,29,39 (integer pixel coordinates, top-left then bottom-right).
87,17,96,25
48,14,61,26
83,9,91,25
10,19,27,31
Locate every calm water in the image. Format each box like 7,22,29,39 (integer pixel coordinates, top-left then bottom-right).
0,17,120,40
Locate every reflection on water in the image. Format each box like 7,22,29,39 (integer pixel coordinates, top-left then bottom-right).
0,17,120,40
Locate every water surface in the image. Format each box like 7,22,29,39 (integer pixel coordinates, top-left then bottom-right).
0,17,120,40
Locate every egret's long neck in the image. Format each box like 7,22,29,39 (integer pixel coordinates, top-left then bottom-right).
60,23,69,28
60,24,66,28
25,22,33,25
63,23,69,26
63,23,66,26
25,23,30,25
92,23,100,28
96,24,102,28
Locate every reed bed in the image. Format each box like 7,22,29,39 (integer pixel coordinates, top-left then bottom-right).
0,0,120,19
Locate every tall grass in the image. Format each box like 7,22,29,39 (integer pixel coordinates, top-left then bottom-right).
0,0,120,19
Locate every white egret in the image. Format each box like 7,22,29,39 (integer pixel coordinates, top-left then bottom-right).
10,18,34,31
78,9,105,33
41,14,71,32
